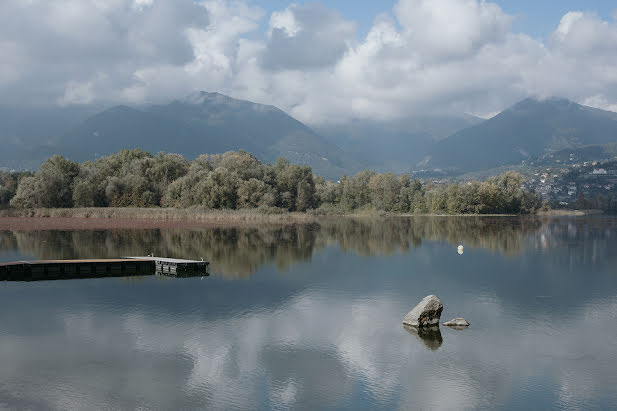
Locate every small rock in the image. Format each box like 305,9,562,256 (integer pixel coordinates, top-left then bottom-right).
443,318,470,328
403,295,443,328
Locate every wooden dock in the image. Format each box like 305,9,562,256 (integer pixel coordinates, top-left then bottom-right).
125,256,210,277
0,257,209,282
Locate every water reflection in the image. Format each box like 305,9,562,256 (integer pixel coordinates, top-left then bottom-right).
0,216,570,274
0,217,617,409
1,280,616,409
404,325,443,350
1,216,616,278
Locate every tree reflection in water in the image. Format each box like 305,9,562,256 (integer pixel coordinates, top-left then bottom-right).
1,216,616,277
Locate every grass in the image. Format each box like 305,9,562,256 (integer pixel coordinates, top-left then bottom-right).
0,206,596,227
0,207,321,224
536,209,603,216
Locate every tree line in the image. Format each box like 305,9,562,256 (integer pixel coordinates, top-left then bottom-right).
549,192,617,214
2,149,541,214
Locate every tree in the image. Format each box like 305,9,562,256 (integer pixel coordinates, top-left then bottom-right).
315,177,341,206
237,178,276,208
11,155,79,208
8,149,545,215
368,173,399,211
0,171,20,206
275,161,317,211
340,170,374,211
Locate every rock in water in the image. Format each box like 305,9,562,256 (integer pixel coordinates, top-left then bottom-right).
443,318,470,328
403,295,443,327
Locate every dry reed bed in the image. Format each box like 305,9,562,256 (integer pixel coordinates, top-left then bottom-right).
0,206,590,231
0,207,324,230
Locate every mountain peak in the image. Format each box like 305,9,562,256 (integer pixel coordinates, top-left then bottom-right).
182,91,231,105
509,96,578,111
427,96,617,172
180,91,281,114
32,91,350,179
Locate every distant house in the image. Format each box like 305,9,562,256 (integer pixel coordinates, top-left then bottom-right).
567,183,577,196
592,168,608,175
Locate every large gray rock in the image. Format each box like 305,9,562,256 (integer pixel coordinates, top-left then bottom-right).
403,295,443,328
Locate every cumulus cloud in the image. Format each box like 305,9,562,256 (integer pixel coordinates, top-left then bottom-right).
393,0,513,60
119,0,263,103
0,0,208,105
262,3,357,70
1,0,617,124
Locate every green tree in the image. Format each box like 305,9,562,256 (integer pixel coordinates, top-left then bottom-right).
0,171,21,206
368,173,399,211
11,155,79,208
339,170,374,211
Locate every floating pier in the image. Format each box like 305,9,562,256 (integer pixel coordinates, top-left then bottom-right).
0,257,209,282
125,256,210,277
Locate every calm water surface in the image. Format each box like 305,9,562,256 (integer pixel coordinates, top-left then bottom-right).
1,216,616,409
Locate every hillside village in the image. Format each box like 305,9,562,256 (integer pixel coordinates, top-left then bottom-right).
524,158,617,210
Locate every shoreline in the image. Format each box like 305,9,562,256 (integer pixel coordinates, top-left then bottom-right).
0,208,320,230
0,207,604,231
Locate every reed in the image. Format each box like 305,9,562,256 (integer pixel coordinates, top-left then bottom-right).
0,207,321,224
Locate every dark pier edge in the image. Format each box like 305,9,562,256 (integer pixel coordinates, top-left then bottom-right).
0,257,209,282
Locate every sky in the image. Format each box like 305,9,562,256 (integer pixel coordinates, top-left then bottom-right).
1,0,617,124
258,0,616,39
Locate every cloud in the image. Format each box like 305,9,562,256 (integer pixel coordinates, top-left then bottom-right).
118,0,264,104
519,11,617,110
0,0,208,105
267,2,535,122
262,3,357,70
1,0,617,124
261,1,617,123
59,79,96,105
393,0,513,60
553,11,617,53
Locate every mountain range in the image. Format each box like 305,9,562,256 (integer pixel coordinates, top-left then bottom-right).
425,98,617,172
2,93,617,178
314,114,482,173
34,92,355,179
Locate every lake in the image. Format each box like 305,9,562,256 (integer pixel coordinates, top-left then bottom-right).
1,216,616,409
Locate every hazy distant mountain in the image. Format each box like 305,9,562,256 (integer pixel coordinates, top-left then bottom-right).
534,142,617,166
426,98,617,172
7,95,616,179
315,114,482,173
11,92,357,178
0,106,97,169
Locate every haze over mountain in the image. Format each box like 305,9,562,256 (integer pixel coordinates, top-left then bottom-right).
0,106,98,170
1,92,358,179
4,93,617,179
315,114,482,173
425,98,617,172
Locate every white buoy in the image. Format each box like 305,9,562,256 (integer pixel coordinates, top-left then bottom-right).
457,245,464,255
